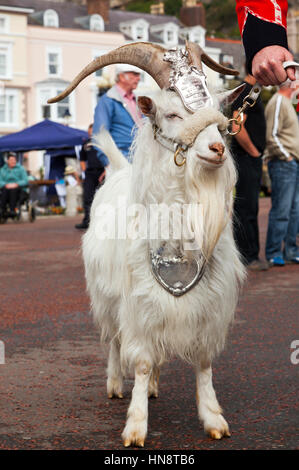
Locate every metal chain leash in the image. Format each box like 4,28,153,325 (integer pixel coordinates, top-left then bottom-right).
227,84,262,136
227,60,299,136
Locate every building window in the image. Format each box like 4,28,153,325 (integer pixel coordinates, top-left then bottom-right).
39,89,51,119
44,9,59,28
0,44,12,79
38,86,74,123
42,103,50,119
0,90,18,127
179,26,205,47
56,92,70,119
136,26,145,40
166,29,176,44
42,92,69,120
47,48,62,77
191,31,204,45
120,20,149,41
190,28,205,46
167,30,174,42
90,14,104,32
134,21,149,41
48,53,59,75
222,55,233,65
0,15,9,34
150,23,178,46
163,27,178,46
0,53,7,77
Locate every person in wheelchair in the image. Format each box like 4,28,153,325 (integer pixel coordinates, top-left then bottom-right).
0,153,29,219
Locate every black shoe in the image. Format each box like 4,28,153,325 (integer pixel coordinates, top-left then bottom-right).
75,222,88,230
247,259,269,271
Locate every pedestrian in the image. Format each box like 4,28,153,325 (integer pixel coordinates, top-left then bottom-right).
64,165,81,217
92,64,142,178
231,68,268,271
0,153,28,217
264,79,299,265
75,124,105,229
236,0,296,85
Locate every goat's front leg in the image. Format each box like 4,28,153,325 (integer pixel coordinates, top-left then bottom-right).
107,337,123,399
122,359,152,447
195,363,230,440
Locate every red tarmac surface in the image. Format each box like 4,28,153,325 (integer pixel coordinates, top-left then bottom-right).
0,198,298,451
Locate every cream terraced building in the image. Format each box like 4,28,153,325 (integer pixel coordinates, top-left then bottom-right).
0,1,125,138
0,0,245,175
0,5,32,134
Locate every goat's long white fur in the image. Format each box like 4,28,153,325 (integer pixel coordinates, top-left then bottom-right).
83,89,246,447
93,126,129,172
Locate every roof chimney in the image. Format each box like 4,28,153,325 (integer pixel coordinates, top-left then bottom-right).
150,2,165,15
182,0,197,6
180,1,206,28
87,0,110,23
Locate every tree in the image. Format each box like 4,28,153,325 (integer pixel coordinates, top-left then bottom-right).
164,0,182,17
126,0,152,13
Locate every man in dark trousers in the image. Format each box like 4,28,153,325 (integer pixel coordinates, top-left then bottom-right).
75,123,104,230
230,69,268,271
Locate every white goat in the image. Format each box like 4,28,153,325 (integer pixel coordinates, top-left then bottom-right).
82,88,246,447
47,41,246,447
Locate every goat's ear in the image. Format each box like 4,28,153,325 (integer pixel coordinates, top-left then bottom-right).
138,96,156,117
218,83,247,107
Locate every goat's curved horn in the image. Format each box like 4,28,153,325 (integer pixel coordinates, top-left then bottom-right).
47,42,171,104
186,41,239,76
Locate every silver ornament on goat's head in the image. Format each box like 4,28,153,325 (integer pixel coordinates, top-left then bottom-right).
164,46,213,113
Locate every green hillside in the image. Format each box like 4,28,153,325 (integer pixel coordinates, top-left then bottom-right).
125,0,241,39
126,0,183,16
125,0,153,14
204,0,240,39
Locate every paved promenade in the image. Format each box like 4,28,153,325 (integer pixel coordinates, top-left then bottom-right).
0,198,298,450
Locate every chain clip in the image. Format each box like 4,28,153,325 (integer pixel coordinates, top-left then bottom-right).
227,84,262,136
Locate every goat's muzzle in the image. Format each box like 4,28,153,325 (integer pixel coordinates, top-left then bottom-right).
197,142,226,166
209,143,225,157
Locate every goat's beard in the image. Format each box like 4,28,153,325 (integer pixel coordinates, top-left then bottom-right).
130,119,237,261
184,153,236,261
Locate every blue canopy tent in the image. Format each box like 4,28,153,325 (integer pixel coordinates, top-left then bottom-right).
0,119,89,204
0,119,88,152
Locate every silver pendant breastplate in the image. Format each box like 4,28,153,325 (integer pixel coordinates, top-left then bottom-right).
150,244,206,297
163,47,213,113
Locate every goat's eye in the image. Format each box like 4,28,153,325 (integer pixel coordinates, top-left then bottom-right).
165,113,182,120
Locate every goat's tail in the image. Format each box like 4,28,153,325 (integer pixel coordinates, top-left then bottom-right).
93,127,129,172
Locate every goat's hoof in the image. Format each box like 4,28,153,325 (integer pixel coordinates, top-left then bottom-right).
122,422,147,448
208,427,231,440
108,392,123,399
204,412,230,440
123,435,145,448
107,378,123,399
209,429,222,440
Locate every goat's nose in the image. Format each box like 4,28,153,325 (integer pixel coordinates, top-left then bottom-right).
209,142,225,157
